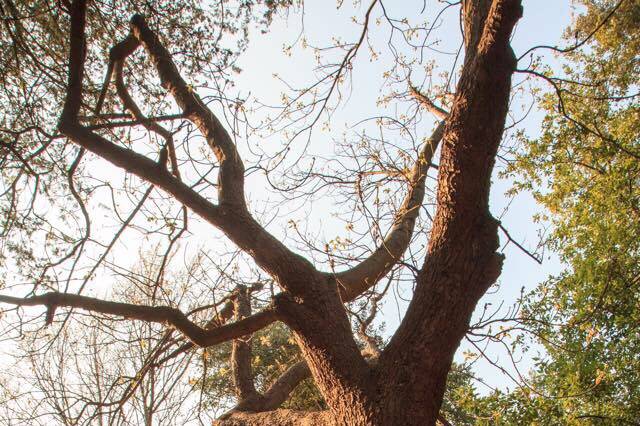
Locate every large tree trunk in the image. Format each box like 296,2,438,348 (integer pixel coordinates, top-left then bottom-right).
217,0,522,425
214,410,335,426
375,0,523,423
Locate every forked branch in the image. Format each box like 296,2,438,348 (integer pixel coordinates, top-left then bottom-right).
58,0,318,297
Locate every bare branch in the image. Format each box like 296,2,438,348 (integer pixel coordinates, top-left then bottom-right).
334,106,445,302
517,0,628,61
0,292,278,348
498,222,542,264
109,34,182,178
408,85,450,120
130,14,244,207
58,5,322,298
259,361,311,412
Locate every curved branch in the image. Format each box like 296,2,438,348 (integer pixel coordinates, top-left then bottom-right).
230,340,398,416
154,284,262,365
58,4,319,297
224,360,312,417
259,361,311,411
107,34,184,180
334,113,445,302
95,34,139,115
130,14,244,207
0,292,278,348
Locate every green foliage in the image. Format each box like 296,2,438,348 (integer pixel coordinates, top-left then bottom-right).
200,322,326,412
199,323,487,418
504,0,640,423
440,363,486,425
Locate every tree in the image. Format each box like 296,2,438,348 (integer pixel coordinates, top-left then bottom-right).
0,249,199,425
199,323,483,423
494,0,640,424
0,0,549,424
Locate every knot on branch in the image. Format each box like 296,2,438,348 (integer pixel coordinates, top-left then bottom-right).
42,292,61,326
478,214,505,289
44,304,57,326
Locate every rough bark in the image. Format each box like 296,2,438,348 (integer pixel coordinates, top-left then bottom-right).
377,0,523,424
231,287,259,401
274,279,377,425
213,409,334,426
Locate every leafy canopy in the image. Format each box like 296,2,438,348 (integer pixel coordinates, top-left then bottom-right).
499,0,640,423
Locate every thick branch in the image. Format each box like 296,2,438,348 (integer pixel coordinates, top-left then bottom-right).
232,341,391,416
231,286,258,401
462,0,493,56
224,359,312,416
59,0,87,122
109,35,182,178
259,361,311,411
0,292,277,348
130,14,244,208
153,291,249,366
58,5,319,297
334,116,445,302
